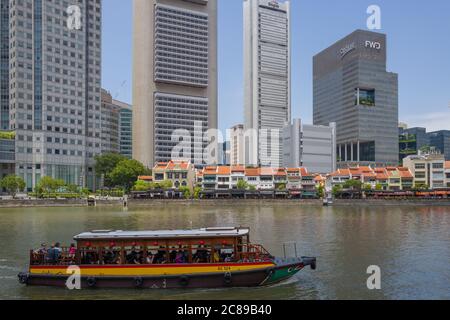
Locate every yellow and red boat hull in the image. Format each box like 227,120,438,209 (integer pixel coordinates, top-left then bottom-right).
21,261,282,289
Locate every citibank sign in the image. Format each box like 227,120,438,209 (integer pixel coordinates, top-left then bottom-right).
340,42,356,59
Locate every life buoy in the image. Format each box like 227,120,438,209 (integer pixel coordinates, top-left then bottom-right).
134,277,144,288
224,272,232,285
87,277,97,288
18,273,29,285
179,275,189,287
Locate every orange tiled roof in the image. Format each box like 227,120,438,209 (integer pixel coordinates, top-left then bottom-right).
154,160,190,171
398,169,413,179
217,166,231,175
314,175,325,182
245,168,260,176
273,168,287,177
259,168,274,176
231,165,245,173
330,169,351,177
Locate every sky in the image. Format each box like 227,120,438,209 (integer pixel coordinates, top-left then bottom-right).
102,0,450,133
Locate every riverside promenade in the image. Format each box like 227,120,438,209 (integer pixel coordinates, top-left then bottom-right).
1,198,450,208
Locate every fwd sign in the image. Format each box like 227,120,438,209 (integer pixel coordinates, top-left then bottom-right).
365,41,381,50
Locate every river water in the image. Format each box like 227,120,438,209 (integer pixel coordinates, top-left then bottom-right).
0,203,449,300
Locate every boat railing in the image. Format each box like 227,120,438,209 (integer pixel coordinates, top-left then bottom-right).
30,248,76,266
237,244,273,262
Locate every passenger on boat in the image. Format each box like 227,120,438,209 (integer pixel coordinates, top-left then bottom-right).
46,243,62,265
114,252,122,264
34,243,47,255
146,252,155,264
169,248,177,262
68,243,76,259
154,248,166,264
175,250,185,264
103,250,115,264
195,246,208,263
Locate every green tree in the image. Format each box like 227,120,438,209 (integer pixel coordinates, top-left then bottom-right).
133,180,151,192
343,179,363,190
94,153,128,187
277,183,287,191
193,186,202,199
36,176,65,195
414,183,429,191
316,184,325,198
160,180,174,190
236,179,249,190
109,159,148,192
375,184,383,191
0,175,26,198
364,184,373,191
332,185,342,197
179,186,191,199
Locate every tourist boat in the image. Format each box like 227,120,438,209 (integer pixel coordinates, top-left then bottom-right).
18,227,316,289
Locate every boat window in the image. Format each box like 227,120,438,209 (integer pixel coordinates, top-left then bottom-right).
168,244,189,264
192,243,211,263
124,246,144,265
80,246,100,265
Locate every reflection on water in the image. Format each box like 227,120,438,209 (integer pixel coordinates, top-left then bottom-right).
0,203,449,300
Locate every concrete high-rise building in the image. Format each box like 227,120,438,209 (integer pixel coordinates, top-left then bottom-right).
313,30,399,168
283,119,336,173
117,101,133,159
230,124,245,165
3,0,102,190
100,90,133,159
243,0,291,167
133,0,218,168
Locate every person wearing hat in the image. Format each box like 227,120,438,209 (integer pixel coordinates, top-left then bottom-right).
33,243,47,264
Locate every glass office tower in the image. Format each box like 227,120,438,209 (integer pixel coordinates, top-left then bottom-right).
313,30,399,167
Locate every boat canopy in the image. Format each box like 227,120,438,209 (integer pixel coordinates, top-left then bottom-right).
73,227,250,241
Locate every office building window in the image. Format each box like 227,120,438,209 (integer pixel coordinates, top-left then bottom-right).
355,88,375,106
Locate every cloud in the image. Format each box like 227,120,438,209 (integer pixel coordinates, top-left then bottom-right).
402,111,450,132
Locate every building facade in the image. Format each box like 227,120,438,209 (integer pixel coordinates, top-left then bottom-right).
133,0,218,168
428,130,450,161
243,0,290,167
100,89,133,159
446,161,450,188
118,100,133,159
328,166,414,191
0,132,15,180
283,118,336,173
230,124,244,165
4,0,102,190
152,160,196,191
403,153,446,189
398,126,428,163
313,30,399,168
196,166,315,195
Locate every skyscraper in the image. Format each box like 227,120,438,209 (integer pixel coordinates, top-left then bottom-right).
230,124,244,166
283,119,336,174
100,90,133,159
4,0,102,190
133,0,218,168
313,30,399,167
243,0,290,167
